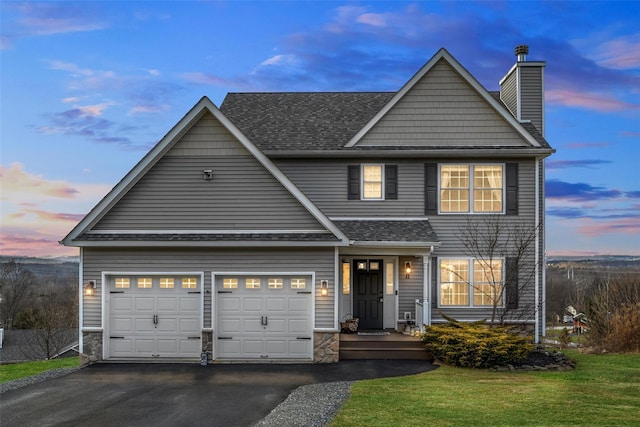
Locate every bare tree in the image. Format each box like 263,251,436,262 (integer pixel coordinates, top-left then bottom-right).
15,279,78,359
0,260,37,328
454,215,539,326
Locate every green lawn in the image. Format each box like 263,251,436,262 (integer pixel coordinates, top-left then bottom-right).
0,358,80,384
331,351,640,427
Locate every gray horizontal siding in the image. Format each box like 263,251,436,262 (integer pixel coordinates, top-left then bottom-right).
520,66,544,135
94,156,323,230
398,256,423,319
276,159,426,217
358,59,528,147
277,158,537,221
82,248,336,330
500,70,518,118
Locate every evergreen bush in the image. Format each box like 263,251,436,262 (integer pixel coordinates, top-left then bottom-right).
421,318,533,368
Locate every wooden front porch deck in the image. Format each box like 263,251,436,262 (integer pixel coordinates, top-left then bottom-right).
339,331,433,361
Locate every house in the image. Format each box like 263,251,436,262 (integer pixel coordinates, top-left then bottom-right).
62,46,554,363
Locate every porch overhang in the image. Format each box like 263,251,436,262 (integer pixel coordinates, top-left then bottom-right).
331,218,440,251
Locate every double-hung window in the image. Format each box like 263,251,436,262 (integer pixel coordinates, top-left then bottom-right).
439,258,503,307
348,164,398,200
440,164,503,213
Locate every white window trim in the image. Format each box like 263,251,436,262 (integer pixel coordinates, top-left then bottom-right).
437,257,505,308
438,163,505,214
361,163,385,201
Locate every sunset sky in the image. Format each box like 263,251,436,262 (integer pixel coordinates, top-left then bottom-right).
1,1,639,257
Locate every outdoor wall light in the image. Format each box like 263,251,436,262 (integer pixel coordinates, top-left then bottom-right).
404,262,412,279
320,280,329,297
84,280,96,296
202,169,214,180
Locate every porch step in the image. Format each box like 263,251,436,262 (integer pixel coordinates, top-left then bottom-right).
339,333,433,361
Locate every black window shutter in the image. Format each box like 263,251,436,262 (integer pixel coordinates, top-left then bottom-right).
348,165,360,200
505,257,519,309
424,163,438,215
505,163,518,215
385,165,398,200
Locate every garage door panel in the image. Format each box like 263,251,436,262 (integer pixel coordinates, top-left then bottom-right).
243,297,264,311
179,318,200,334
219,296,241,312
111,317,133,333
135,297,155,311
107,275,202,360
216,274,313,360
242,340,264,356
288,340,311,356
157,339,178,353
157,318,178,333
134,338,155,353
180,297,199,312
266,297,286,312
288,297,310,311
265,340,287,355
288,319,310,333
220,318,241,333
265,319,286,334
112,297,133,311
157,297,178,311
134,318,155,332
243,318,265,333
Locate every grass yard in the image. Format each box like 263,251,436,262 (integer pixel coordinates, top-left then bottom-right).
0,358,80,384
331,351,640,427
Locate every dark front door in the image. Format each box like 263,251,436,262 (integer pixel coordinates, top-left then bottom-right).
353,259,384,330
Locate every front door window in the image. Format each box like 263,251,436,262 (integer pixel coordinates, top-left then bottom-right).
353,259,384,330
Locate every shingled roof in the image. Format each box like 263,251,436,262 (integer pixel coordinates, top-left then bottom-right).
333,219,439,245
221,91,551,151
220,92,394,151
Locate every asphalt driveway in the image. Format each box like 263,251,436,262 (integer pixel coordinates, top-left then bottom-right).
1,360,435,427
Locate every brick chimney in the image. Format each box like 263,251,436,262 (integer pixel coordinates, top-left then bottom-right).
499,45,546,136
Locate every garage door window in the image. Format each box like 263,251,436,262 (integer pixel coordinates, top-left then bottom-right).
268,278,283,289
246,278,261,289
182,278,198,289
160,278,174,288
291,278,306,289
137,278,152,288
115,278,130,288
223,278,238,289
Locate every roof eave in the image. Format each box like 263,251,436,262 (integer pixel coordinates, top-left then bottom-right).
264,147,556,158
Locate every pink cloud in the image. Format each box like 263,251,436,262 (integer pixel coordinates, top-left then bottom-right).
577,217,640,237
0,232,78,258
18,208,85,223
546,89,638,113
0,163,79,198
591,36,640,70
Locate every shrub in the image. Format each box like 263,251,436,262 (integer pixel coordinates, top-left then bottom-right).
421,319,533,368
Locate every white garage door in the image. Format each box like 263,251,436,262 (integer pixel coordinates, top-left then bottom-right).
107,275,202,359
216,275,313,360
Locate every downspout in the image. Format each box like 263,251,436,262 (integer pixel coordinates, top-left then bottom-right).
78,248,84,356
534,158,541,343
423,246,434,327
541,159,547,337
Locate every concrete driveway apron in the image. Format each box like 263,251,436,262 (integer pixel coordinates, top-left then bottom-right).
1,360,435,427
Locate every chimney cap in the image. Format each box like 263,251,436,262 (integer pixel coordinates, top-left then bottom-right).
515,45,529,61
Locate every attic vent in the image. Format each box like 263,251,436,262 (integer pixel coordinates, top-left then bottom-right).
202,169,214,180
515,45,529,62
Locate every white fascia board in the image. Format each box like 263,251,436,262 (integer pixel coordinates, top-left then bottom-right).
350,241,441,248
66,240,345,248
83,229,330,234
330,216,431,221
62,97,349,246
344,48,542,149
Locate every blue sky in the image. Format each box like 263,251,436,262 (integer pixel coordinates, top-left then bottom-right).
1,1,639,257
